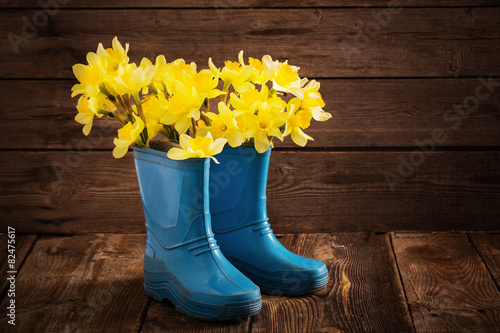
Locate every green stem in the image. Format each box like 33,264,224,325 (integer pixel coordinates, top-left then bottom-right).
111,100,128,124
220,89,229,104
204,98,210,113
116,95,132,122
160,127,171,139
171,125,179,141
148,83,159,95
191,117,197,136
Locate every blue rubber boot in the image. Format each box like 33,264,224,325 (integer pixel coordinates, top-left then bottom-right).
209,145,328,296
133,146,261,321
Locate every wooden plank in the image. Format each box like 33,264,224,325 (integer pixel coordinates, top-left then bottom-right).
0,151,143,235
1,150,500,235
2,78,500,149
0,1,497,9
0,234,149,332
142,302,250,332
251,233,414,332
469,233,500,287
392,233,500,332
2,8,500,78
0,234,37,298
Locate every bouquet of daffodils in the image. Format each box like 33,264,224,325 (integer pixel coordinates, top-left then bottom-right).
72,38,331,162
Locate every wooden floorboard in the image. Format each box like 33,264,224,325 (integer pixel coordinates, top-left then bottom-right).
0,234,149,332
251,233,414,332
391,232,500,332
2,232,500,331
469,232,500,288
142,302,250,332
0,234,37,300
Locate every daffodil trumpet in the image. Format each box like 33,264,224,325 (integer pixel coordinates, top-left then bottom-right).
71,38,331,160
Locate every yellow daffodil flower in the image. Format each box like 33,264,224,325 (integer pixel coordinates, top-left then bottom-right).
284,98,314,147
96,36,129,74
75,96,97,136
168,59,197,80
186,70,222,100
242,104,287,153
72,37,130,98
83,84,115,113
163,59,198,93
103,63,132,96
167,132,227,163
300,80,331,121
72,42,331,159
229,85,270,116
201,102,244,147
113,117,145,158
146,55,168,94
114,62,155,99
238,51,268,85
208,57,254,93
160,81,204,134
235,114,247,134
142,94,169,139
262,55,303,98
71,64,100,97
71,48,108,97
261,93,288,117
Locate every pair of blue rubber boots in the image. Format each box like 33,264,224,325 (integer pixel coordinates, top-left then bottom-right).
133,144,328,321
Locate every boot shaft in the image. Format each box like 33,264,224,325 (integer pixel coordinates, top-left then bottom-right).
134,146,213,247
209,145,271,232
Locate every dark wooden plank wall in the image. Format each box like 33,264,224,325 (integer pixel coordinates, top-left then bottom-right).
0,1,499,234
1,1,499,8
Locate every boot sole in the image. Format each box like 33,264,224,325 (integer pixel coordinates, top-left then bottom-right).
144,274,261,321
228,258,329,296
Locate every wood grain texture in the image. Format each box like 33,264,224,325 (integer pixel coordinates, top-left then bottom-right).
0,234,149,332
2,78,500,149
469,233,500,287
0,234,37,298
252,233,414,332
2,8,500,78
1,0,497,8
1,150,500,235
392,233,500,332
142,301,249,333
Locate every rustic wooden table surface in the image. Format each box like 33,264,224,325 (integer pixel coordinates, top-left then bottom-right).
1,232,499,332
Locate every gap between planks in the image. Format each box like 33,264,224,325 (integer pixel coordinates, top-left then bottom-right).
391,232,500,332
